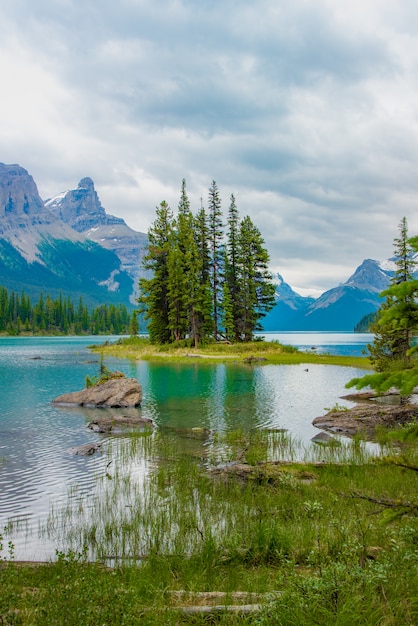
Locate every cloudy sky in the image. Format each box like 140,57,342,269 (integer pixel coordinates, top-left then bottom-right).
1,0,418,295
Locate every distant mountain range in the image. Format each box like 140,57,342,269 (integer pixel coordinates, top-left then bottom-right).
263,259,393,331
0,162,398,330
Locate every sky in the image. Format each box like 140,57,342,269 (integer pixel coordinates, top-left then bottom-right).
1,0,418,296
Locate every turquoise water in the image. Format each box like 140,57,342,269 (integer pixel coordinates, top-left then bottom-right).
0,334,370,560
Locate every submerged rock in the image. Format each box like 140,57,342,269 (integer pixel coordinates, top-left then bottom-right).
88,415,154,434
52,377,142,408
311,431,340,445
68,443,102,456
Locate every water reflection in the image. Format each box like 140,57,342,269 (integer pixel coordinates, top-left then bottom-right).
0,335,371,560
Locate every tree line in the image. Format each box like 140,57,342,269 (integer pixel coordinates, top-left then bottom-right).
138,180,276,346
0,287,133,335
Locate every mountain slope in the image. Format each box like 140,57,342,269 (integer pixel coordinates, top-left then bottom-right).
0,163,134,306
46,178,149,300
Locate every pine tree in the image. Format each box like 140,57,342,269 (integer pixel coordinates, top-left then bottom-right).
208,180,223,340
167,181,193,341
347,218,418,402
138,201,174,343
236,216,276,341
193,204,213,343
224,194,242,341
130,311,139,336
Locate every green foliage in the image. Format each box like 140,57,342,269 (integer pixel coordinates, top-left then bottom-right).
348,218,418,401
138,180,275,345
138,200,173,344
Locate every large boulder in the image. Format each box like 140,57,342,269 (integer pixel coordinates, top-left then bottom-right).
52,377,142,408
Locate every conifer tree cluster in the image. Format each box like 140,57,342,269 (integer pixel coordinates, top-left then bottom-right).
347,217,418,402
138,180,276,346
0,287,132,335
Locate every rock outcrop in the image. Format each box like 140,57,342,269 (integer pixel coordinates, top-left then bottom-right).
52,377,142,408
313,402,418,439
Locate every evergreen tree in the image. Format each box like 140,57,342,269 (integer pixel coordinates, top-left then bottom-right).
347,218,418,402
224,194,242,341
208,180,223,340
167,181,193,341
193,204,213,342
236,216,276,341
138,201,174,343
130,311,139,336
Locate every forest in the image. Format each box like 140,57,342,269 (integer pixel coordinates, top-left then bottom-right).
0,286,132,335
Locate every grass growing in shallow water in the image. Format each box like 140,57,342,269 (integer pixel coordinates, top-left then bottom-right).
2,429,417,624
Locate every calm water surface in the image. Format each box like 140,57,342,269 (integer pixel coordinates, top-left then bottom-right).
0,334,370,560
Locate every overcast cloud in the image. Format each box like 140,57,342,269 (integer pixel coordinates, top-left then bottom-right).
1,0,418,295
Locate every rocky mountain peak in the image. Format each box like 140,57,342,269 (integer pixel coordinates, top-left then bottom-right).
78,177,95,191
46,177,125,232
345,258,391,292
0,162,45,219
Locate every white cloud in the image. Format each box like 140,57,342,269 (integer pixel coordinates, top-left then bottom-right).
1,0,417,292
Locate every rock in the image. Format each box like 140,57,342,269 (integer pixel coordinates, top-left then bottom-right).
52,377,142,408
313,403,418,439
311,431,339,445
88,415,154,434
68,443,102,456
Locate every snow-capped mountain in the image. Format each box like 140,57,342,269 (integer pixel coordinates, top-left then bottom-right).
46,177,149,301
0,163,134,305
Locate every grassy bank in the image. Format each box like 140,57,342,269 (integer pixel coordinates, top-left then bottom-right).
95,336,372,369
2,429,417,624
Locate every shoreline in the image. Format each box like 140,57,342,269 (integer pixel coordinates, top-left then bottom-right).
94,338,372,369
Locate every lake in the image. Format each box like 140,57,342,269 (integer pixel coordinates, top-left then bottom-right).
0,333,371,561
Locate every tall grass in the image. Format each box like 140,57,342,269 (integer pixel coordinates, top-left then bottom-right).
2,427,417,624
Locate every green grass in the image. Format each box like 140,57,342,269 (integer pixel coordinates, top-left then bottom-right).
1,429,417,624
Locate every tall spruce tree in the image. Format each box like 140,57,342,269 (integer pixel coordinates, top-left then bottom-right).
138,201,174,343
193,204,213,344
224,194,241,341
347,217,418,402
167,182,191,341
208,180,223,340
236,216,276,341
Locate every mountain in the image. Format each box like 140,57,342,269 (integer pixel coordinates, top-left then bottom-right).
262,275,315,331
0,162,403,330
261,259,391,332
45,177,149,301
0,163,134,306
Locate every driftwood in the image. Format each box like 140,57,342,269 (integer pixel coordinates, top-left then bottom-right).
348,491,418,516
143,590,281,616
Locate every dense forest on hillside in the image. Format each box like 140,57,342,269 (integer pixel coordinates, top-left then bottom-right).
0,286,132,335
354,311,377,332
